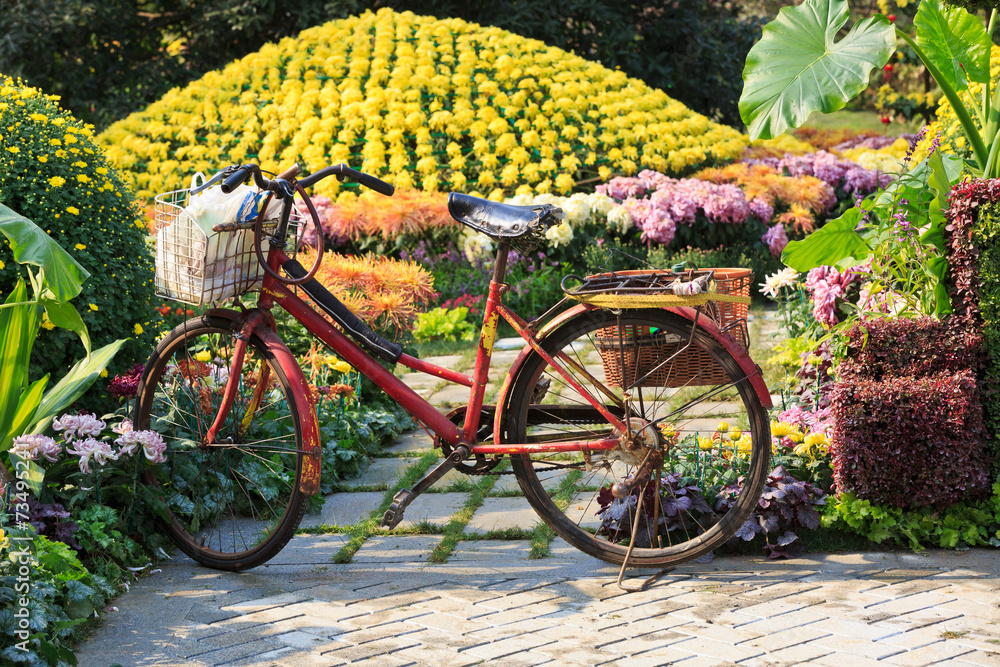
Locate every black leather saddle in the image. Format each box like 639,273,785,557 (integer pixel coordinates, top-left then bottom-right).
447,193,563,242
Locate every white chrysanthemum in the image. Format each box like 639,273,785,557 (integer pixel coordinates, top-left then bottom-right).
462,230,494,263
562,193,592,226
545,220,574,247
606,205,633,234
533,193,560,207
759,267,800,298
506,193,534,206
588,192,615,217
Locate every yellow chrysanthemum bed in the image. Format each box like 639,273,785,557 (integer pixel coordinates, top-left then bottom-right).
912,44,1000,162
98,8,747,202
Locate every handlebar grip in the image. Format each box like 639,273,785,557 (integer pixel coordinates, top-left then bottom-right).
221,167,251,194
341,166,395,196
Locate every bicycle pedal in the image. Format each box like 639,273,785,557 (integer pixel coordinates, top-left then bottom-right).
381,490,411,529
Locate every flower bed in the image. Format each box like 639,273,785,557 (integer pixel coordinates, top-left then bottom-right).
98,8,747,201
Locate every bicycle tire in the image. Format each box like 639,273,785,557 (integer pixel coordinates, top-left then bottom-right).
135,314,308,571
499,308,770,568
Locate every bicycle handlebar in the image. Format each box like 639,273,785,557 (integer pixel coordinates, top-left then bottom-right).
213,162,393,198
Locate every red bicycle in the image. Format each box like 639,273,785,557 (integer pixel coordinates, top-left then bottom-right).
137,162,772,576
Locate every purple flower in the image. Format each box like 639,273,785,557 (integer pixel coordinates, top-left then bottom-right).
761,224,789,257
11,434,61,463
53,413,106,441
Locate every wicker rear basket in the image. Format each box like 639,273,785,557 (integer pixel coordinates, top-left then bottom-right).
594,268,753,388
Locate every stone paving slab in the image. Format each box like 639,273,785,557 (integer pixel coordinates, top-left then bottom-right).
384,430,435,454
464,497,545,534
300,491,383,528
342,457,420,488
397,492,469,529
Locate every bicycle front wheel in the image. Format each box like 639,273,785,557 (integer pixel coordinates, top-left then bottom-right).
135,314,308,571
500,308,770,568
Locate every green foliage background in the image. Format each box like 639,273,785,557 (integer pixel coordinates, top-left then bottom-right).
0,1,762,130
0,78,158,398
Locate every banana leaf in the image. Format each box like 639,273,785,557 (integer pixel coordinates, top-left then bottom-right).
0,202,88,302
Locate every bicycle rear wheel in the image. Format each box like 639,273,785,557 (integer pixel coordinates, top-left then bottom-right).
500,308,770,568
135,314,308,571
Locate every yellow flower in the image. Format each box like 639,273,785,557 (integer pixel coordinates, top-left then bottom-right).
67,206,80,215
100,369,108,378
41,312,54,330
89,303,98,311
333,360,353,374
698,436,714,451
804,432,829,448
48,176,65,187
194,350,212,363
716,421,730,433
75,243,86,250
5,146,19,153
729,427,742,441
76,174,90,183
38,155,47,163
133,323,144,335
771,421,794,438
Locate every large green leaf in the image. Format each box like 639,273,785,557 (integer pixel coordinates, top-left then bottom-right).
0,202,89,302
914,0,991,90
781,208,870,272
40,297,90,355
29,338,127,434
0,281,39,448
740,0,895,140
922,151,963,317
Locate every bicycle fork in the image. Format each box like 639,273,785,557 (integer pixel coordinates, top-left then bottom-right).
204,310,265,446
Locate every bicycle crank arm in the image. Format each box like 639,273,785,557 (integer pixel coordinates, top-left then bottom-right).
381,444,471,529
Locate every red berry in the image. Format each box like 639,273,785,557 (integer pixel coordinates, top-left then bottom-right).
881,115,891,125
883,64,894,73
887,14,896,22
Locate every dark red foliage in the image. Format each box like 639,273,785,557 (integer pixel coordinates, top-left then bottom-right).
838,317,983,382
944,178,997,331
831,370,990,509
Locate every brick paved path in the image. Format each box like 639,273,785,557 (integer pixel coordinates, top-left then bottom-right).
74,312,1000,666
75,532,1000,666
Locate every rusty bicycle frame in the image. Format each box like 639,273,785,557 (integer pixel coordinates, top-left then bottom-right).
200,165,771,510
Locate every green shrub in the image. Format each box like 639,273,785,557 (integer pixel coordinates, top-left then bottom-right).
0,76,158,403
413,307,475,343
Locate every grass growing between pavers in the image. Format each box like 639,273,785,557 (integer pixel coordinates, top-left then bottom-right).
332,450,439,563
428,473,498,563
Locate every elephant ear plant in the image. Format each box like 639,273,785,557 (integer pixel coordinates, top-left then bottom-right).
742,0,994,175
741,0,991,318
0,202,126,495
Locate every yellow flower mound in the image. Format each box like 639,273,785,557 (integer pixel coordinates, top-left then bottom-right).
98,8,747,202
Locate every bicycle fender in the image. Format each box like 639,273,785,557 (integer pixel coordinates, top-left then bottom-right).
206,309,323,495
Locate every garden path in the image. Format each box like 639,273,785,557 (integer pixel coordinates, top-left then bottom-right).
74,309,1000,665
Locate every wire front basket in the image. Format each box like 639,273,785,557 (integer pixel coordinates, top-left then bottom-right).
153,189,301,306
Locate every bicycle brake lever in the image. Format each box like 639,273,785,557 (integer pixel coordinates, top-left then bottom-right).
271,178,295,200
190,165,239,196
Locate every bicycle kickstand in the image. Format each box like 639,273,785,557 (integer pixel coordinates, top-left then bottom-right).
381,444,471,529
